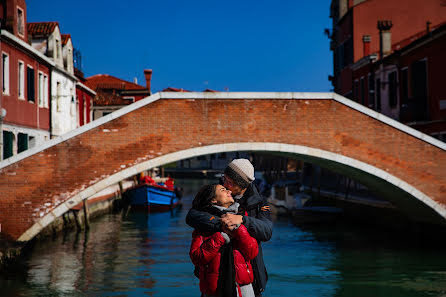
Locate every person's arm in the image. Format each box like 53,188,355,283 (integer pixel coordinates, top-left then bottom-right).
186,208,222,233
222,201,273,242
232,225,258,260
243,201,272,242
189,231,225,266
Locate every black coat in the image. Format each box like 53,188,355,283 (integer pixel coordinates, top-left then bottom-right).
186,184,272,296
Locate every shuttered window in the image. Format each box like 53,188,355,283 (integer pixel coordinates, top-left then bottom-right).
18,133,28,153
3,131,13,159
27,67,35,102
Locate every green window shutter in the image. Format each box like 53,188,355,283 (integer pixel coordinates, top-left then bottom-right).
3,131,13,159
18,133,28,153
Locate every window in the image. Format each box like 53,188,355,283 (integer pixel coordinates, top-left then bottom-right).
388,71,397,108
376,78,381,110
38,72,43,106
354,79,359,102
43,75,49,107
17,133,28,153
2,53,9,94
368,73,375,109
123,96,135,102
28,136,36,148
55,39,60,59
18,61,24,99
3,131,14,159
360,77,365,105
17,8,24,36
27,66,35,103
56,81,61,111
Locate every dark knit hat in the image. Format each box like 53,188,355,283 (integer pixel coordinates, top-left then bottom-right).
224,159,255,189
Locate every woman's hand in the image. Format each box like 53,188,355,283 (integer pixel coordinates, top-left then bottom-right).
222,224,233,237
221,213,243,230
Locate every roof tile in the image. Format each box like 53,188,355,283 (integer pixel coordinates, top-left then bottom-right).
27,22,59,37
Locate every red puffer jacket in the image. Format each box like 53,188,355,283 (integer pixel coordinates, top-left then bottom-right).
190,224,259,296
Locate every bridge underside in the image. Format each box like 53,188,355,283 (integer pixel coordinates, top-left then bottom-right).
0,92,444,242
274,151,446,226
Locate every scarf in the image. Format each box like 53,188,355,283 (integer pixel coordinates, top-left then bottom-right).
212,203,239,297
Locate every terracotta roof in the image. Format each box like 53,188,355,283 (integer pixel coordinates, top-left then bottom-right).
27,22,59,37
162,87,191,92
61,34,71,45
85,74,146,91
92,91,134,106
86,74,148,106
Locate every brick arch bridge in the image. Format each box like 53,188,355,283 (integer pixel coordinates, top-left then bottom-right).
1,92,445,242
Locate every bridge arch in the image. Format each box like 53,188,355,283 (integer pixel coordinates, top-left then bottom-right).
1,92,445,242
15,142,446,242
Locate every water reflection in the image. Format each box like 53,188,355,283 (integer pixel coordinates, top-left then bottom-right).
2,179,446,297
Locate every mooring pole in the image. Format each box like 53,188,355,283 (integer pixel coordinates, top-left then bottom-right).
118,181,124,199
83,199,90,229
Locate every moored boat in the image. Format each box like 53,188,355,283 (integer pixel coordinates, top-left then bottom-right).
127,183,181,211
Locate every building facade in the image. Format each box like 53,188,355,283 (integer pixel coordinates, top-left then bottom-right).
75,68,95,127
28,22,78,138
329,0,446,141
1,0,53,160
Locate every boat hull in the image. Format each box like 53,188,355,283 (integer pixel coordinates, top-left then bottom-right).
128,184,180,211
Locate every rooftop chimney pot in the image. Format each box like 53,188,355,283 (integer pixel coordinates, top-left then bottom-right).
143,69,152,94
377,20,393,58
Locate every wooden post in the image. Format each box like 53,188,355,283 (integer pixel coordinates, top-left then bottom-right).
118,181,124,199
83,199,90,230
72,210,82,230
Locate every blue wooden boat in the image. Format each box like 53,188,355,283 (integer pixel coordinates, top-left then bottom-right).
127,183,180,211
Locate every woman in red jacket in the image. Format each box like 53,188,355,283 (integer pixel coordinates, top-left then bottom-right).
189,184,259,297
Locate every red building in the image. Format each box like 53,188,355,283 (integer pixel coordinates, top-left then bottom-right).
75,69,95,126
1,0,53,160
85,69,152,120
329,0,446,141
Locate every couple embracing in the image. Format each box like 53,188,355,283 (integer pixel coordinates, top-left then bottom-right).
187,159,272,297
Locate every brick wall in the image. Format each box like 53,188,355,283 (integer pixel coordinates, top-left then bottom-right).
0,94,445,241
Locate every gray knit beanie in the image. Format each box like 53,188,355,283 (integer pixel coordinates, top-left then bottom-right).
224,159,255,188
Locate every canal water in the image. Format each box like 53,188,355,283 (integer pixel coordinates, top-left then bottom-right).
2,179,446,297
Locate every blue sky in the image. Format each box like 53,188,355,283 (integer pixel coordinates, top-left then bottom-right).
27,1,333,93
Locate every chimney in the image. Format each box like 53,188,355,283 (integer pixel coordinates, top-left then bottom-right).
362,35,371,57
377,20,393,58
143,69,152,94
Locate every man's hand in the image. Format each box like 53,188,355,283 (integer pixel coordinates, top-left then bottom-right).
221,213,243,230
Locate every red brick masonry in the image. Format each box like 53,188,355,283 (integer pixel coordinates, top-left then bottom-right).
0,94,445,241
